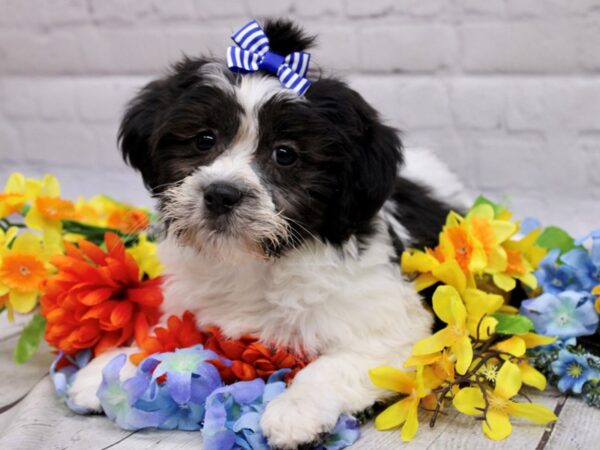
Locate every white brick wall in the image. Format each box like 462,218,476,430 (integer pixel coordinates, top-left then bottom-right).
0,0,598,235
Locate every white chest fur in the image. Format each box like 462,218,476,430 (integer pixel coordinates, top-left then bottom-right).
158,215,432,356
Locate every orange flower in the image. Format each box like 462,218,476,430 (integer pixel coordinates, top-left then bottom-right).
35,196,75,221
107,209,149,234
132,311,311,384
40,232,162,357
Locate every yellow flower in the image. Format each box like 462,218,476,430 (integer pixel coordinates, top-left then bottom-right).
404,350,455,387
73,195,150,233
0,173,27,218
0,229,57,317
369,365,437,441
463,288,504,339
453,361,557,440
126,233,163,279
412,286,473,374
24,175,74,233
593,285,600,313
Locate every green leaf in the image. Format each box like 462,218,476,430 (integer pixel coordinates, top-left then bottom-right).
535,226,576,254
472,195,503,216
491,312,534,335
14,312,47,364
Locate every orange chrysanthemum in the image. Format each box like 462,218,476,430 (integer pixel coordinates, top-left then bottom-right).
133,311,311,384
40,232,162,357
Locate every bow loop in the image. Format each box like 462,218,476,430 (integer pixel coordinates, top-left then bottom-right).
226,20,311,96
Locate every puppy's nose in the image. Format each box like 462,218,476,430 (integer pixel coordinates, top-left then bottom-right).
204,182,243,215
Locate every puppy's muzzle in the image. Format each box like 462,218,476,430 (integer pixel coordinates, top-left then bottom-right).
204,182,243,215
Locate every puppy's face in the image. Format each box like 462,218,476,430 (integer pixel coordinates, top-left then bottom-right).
120,23,401,261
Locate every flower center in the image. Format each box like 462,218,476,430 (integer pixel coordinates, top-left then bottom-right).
552,278,563,287
488,393,509,413
0,254,46,291
556,313,571,326
480,365,498,382
19,265,31,277
568,362,583,378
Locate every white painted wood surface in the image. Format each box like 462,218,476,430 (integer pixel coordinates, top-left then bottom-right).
2,314,600,450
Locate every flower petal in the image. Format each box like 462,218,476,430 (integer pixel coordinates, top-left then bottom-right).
452,335,473,375
453,387,485,416
10,290,38,313
401,399,419,442
369,366,415,394
519,362,546,391
495,361,522,400
375,398,411,430
413,327,454,356
508,401,557,425
483,410,512,441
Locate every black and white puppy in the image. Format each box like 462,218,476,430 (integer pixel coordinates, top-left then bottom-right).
68,19,468,449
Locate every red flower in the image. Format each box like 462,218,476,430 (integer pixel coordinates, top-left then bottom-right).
41,233,162,357
133,311,311,383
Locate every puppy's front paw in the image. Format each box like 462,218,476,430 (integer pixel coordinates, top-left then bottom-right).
261,388,341,450
67,348,137,414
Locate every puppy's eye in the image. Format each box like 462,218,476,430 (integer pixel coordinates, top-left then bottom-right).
272,146,298,166
195,130,216,151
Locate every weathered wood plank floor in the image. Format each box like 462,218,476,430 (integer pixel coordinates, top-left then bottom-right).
1,314,598,450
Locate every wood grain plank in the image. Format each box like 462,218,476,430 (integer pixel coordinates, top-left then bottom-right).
0,377,134,450
0,335,53,410
543,396,600,450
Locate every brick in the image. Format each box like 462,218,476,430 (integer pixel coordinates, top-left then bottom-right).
0,79,39,119
309,25,360,71
165,27,230,61
245,0,294,16
471,136,545,191
359,25,457,73
0,30,85,75
579,137,600,199
0,122,21,162
38,80,78,121
151,0,197,21
578,19,600,72
88,124,123,170
393,0,446,17
345,0,394,17
294,0,344,17
79,28,167,74
507,80,600,131
87,0,154,24
458,0,506,16
394,80,451,129
19,122,97,166
75,78,143,122
461,22,579,74
449,80,505,130
44,0,90,25
193,0,247,18
0,0,45,26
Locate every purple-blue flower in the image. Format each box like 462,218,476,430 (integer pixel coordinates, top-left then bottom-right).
535,249,581,294
315,415,361,450
139,345,223,405
97,353,165,430
50,349,92,415
520,290,599,338
551,349,597,394
98,345,224,431
202,370,288,450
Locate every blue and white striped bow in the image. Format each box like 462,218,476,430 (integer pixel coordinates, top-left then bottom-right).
226,20,311,96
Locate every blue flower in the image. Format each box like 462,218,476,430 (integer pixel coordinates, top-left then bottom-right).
551,350,597,394
202,369,289,450
315,414,361,450
535,249,581,294
520,290,599,338
50,349,92,415
98,345,225,432
97,353,166,430
139,345,223,405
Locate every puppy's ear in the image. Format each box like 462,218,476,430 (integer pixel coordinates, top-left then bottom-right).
118,79,168,192
308,79,402,239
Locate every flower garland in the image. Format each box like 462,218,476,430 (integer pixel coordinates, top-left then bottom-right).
2,172,599,448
